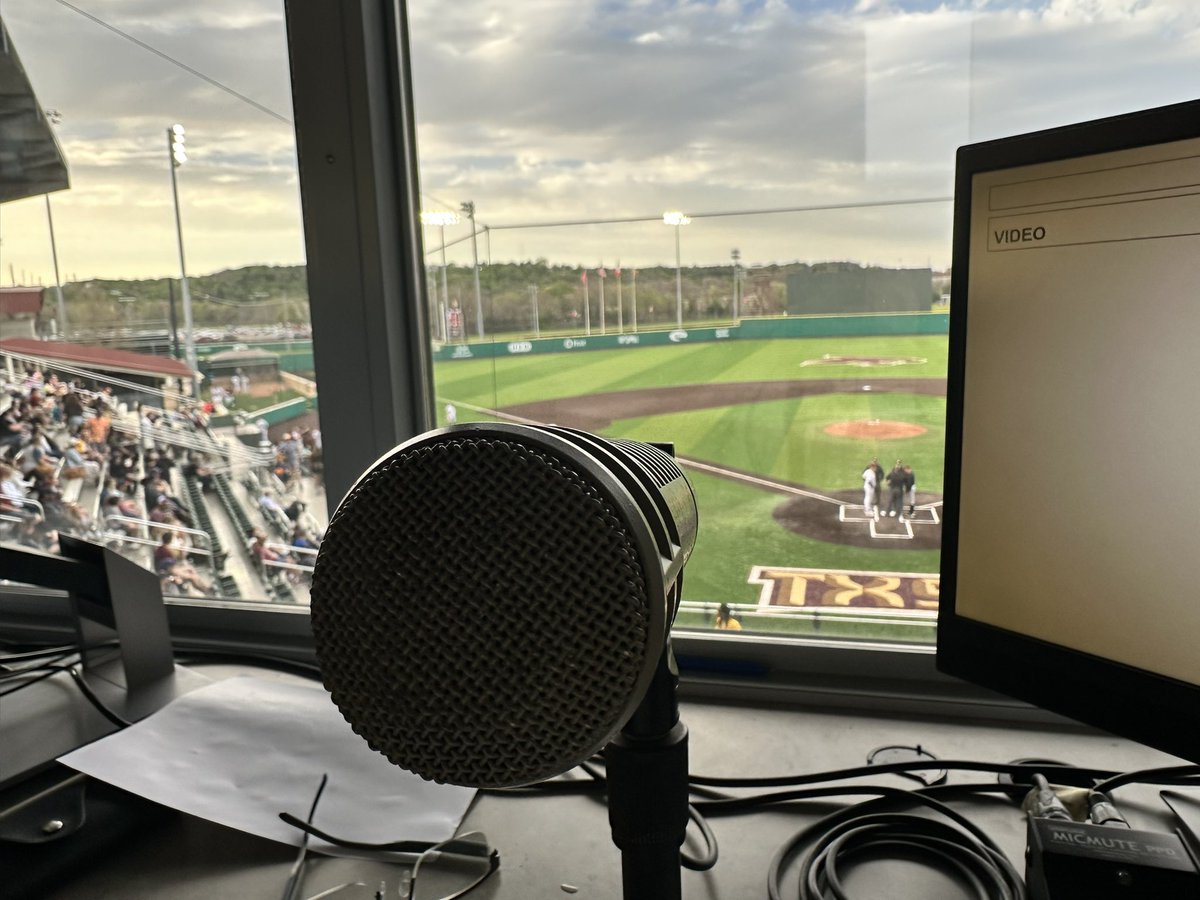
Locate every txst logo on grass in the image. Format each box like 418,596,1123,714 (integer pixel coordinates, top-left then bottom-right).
748,566,939,610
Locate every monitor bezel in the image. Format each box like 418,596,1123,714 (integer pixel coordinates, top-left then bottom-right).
937,98,1200,763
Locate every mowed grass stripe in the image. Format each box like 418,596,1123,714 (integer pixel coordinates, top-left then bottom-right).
433,335,949,410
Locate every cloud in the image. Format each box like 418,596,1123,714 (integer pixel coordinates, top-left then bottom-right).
1,0,1198,284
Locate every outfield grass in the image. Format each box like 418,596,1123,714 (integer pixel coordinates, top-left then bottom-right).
434,335,948,410
433,335,947,627
604,391,946,492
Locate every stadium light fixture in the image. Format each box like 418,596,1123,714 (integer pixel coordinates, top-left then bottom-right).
169,124,187,167
663,212,691,329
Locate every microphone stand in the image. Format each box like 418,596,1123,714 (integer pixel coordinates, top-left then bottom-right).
605,641,690,900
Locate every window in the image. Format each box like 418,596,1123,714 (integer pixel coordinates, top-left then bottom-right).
1,2,326,607
403,0,1197,643
3,1,1195,693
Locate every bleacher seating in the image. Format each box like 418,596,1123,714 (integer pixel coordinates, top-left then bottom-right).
177,471,240,599
213,472,255,538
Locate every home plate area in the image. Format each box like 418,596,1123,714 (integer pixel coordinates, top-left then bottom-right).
839,502,941,541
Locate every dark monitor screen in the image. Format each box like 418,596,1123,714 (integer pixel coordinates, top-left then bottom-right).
937,98,1200,763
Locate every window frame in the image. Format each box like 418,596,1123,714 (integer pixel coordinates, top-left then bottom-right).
0,0,1038,723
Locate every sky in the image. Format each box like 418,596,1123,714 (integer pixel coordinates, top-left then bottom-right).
1,0,1198,284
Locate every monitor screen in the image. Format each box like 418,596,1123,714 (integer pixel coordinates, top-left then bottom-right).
937,98,1200,763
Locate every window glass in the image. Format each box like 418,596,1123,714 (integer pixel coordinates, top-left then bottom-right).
408,0,1197,639
1,2,324,605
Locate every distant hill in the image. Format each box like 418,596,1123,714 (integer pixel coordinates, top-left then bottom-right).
55,260,944,336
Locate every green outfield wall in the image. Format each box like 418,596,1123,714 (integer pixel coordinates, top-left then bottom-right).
431,312,949,361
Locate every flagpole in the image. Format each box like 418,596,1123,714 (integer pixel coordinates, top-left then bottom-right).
632,268,638,332
582,271,591,336
598,267,606,335
616,264,623,333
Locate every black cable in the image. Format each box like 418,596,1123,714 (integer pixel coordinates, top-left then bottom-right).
1093,764,1200,794
0,650,80,682
0,662,76,697
0,659,132,728
0,640,118,666
681,803,718,871
758,785,1026,900
0,642,85,663
689,758,1117,791
66,666,133,728
278,812,436,856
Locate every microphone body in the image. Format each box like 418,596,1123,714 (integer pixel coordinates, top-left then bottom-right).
310,423,699,896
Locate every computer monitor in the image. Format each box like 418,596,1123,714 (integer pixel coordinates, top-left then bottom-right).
937,98,1200,764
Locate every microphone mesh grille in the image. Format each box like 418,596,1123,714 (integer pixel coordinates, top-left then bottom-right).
311,435,653,787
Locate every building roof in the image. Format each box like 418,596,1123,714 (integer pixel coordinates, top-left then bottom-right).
0,337,195,379
0,287,43,316
0,17,70,203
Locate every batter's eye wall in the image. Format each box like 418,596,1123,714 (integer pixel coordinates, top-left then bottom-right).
786,266,935,315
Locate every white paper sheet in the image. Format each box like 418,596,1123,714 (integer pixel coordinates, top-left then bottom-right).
59,674,476,857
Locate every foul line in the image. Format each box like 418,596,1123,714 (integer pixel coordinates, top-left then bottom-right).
669,457,843,505
440,399,934,514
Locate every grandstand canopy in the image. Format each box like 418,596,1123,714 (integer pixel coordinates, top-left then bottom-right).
0,17,69,203
0,337,195,380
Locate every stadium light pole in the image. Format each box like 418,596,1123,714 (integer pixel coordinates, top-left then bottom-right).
44,196,67,338
167,123,198,387
664,212,691,329
460,200,484,340
420,210,459,342
43,108,67,338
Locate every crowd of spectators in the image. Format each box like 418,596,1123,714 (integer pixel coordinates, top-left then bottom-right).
4,365,324,599
1,370,110,550
0,369,213,586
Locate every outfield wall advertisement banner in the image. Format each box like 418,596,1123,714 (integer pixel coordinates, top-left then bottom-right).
432,313,949,361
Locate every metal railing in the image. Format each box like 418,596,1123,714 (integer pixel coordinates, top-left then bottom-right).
102,514,217,571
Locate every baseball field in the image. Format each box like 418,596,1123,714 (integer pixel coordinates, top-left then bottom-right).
432,332,947,636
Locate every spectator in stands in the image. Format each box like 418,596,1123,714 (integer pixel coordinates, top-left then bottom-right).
250,527,299,584
62,389,86,434
182,453,215,492
144,475,193,528
715,603,743,631
154,532,212,596
62,439,101,483
138,404,158,455
258,491,288,529
16,424,61,476
0,463,41,538
278,432,302,485
102,495,140,537
83,403,111,451
291,522,317,547
1,399,25,451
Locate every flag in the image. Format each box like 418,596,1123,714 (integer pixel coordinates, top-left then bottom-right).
598,267,607,278
614,266,622,277
581,271,588,283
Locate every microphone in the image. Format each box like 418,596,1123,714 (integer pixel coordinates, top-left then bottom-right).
310,423,698,898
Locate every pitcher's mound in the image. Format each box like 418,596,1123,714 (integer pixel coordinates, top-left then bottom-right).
824,420,926,440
